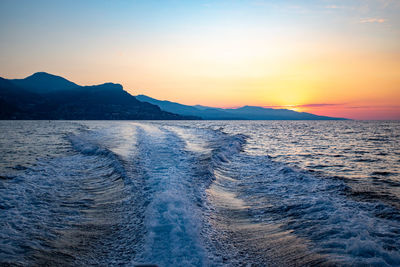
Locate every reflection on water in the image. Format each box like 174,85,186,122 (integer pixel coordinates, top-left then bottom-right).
212,121,400,208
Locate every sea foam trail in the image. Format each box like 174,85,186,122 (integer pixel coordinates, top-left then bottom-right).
132,123,207,266
166,126,326,266
164,123,400,266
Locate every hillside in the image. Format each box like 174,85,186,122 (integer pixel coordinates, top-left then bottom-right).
0,73,197,120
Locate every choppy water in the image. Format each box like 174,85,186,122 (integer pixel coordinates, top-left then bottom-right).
0,120,399,266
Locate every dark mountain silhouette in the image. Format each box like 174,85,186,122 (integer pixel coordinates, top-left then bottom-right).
136,95,347,120
136,95,240,119
0,77,43,118
1,72,347,120
222,105,344,120
11,72,79,93
0,73,197,120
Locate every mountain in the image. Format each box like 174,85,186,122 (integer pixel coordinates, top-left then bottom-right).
1,72,346,120
0,73,197,120
136,95,241,119
0,77,43,118
11,72,79,93
221,105,342,120
136,95,347,120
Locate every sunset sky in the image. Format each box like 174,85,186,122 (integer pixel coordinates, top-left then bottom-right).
0,0,399,119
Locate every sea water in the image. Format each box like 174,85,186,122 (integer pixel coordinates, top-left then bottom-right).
0,120,399,266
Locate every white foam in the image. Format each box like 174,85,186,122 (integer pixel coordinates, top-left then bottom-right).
133,124,208,266
164,125,213,154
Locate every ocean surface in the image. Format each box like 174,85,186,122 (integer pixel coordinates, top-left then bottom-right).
0,120,399,266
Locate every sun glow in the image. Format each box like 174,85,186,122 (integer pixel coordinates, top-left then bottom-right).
0,0,399,119
286,106,304,112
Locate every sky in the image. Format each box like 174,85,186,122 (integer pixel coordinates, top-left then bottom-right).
0,0,399,119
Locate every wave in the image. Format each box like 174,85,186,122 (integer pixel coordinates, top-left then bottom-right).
161,123,400,266
204,141,400,266
2,121,399,266
131,124,211,266
0,128,145,266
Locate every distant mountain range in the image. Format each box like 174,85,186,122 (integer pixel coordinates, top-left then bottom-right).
0,72,197,120
136,95,346,120
0,72,346,120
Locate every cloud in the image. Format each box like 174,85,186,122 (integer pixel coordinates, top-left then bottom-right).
325,5,341,9
293,104,400,110
360,18,386,23
262,103,344,109
260,104,400,114
295,103,343,108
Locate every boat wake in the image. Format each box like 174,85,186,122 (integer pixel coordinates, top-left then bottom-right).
1,121,399,266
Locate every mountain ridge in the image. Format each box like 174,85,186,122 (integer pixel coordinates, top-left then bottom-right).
11,72,79,93
136,95,347,120
1,72,347,120
0,72,197,120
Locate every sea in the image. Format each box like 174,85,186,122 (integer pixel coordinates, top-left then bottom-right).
0,120,399,266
